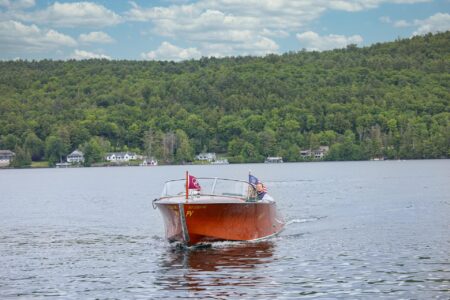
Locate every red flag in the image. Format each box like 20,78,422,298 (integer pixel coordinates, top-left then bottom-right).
188,175,201,191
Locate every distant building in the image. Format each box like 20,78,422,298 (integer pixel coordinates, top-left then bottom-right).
300,146,329,159
106,152,137,162
211,158,229,165
140,157,158,166
0,150,15,167
265,156,283,163
313,146,329,159
300,150,311,158
67,150,84,164
196,152,216,162
370,156,386,161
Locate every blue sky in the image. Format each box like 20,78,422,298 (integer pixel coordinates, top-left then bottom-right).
0,0,448,61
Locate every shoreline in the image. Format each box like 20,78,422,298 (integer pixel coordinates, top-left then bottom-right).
1,157,449,170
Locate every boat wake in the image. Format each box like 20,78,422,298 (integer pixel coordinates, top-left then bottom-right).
169,237,280,251
165,217,326,250
285,216,326,226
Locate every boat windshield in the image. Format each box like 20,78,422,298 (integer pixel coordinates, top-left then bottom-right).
162,178,256,200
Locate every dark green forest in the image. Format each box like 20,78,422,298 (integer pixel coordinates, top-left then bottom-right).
0,32,449,166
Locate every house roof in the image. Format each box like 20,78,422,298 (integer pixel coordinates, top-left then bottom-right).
68,150,83,156
0,150,15,155
107,152,136,156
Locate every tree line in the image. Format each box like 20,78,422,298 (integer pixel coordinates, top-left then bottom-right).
0,31,448,167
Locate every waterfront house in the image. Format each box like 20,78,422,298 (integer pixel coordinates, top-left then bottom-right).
300,146,329,159
195,152,216,162
0,150,15,167
140,157,158,166
313,146,329,159
67,150,84,164
106,152,137,162
300,149,311,158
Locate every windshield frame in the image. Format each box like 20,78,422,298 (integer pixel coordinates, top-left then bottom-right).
161,177,256,200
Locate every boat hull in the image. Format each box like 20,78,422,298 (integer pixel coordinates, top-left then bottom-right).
156,201,284,246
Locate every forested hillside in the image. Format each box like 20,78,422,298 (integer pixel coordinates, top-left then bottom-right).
0,32,449,166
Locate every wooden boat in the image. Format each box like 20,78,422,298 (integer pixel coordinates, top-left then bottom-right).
153,177,285,246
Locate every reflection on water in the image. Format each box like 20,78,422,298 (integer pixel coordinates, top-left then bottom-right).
163,241,275,271
155,241,277,298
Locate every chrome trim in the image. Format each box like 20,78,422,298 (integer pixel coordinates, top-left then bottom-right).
211,177,218,194
178,203,190,243
161,177,256,200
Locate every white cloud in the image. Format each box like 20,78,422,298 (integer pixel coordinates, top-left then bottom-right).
394,20,411,27
71,49,111,60
125,0,430,57
15,2,121,28
1,1,439,60
384,12,450,34
0,20,76,54
327,0,431,12
141,41,202,61
79,31,114,44
126,1,324,32
296,31,363,51
413,13,450,35
389,0,431,3
200,36,279,57
379,16,391,23
127,2,295,57
126,0,434,33
0,0,35,9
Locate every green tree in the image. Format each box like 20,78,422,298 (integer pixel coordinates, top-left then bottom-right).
23,132,44,161
175,129,194,163
228,138,245,157
143,128,156,159
1,134,19,150
240,142,260,162
45,135,68,166
11,146,32,168
81,136,110,166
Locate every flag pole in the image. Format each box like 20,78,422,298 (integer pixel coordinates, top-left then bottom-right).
185,170,189,201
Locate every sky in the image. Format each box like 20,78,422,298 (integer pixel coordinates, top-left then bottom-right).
0,0,449,61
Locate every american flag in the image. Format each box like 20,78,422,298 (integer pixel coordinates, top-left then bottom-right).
249,174,267,192
249,174,259,185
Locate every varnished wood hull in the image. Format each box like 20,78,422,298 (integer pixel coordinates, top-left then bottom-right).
156,201,285,246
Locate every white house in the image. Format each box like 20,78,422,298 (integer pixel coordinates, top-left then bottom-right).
300,149,311,158
0,150,15,167
195,152,216,162
313,146,329,159
300,146,329,159
67,150,84,163
106,152,137,162
140,157,158,166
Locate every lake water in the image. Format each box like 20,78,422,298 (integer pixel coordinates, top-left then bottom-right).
0,160,449,299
